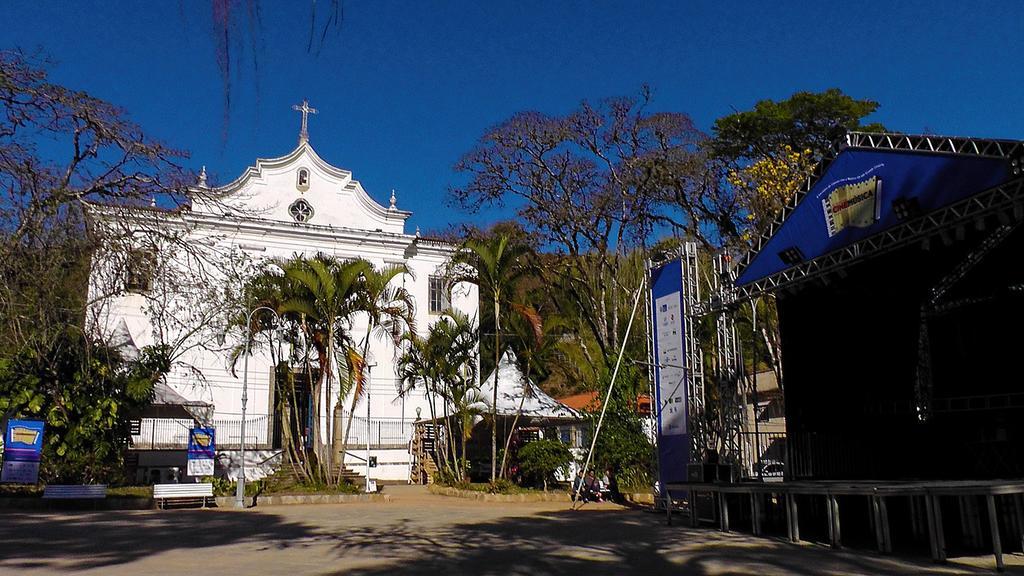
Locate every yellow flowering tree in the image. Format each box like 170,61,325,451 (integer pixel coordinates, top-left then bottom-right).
726,145,815,242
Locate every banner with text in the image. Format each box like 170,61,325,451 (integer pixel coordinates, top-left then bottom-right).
649,260,690,489
187,427,216,477
2,419,45,484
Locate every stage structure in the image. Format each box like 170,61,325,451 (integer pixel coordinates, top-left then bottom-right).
649,245,753,486
657,131,1024,569
653,131,1024,485
723,131,1023,481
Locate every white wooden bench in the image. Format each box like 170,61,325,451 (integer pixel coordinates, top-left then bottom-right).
153,483,215,509
42,484,108,499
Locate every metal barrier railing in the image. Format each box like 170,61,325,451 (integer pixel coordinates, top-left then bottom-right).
343,414,416,446
131,414,417,450
738,431,787,479
130,416,270,450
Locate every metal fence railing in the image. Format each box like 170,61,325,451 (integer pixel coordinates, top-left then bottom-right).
738,431,787,479
130,416,270,450
343,414,416,447
131,414,417,451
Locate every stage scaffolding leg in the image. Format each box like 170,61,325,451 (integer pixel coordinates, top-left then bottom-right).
787,493,800,542
933,495,947,562
1014,494,1024,553
880,496,892,553
926,494,940,561
720,492,730,532
826,495,841,549
751,493,761,536
691,492,699,527
872,496,884,552
987,494,1004,572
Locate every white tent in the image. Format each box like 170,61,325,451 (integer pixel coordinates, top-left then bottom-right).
475,351,581,420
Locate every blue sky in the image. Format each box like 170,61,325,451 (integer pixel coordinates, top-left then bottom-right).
4,1,1022,234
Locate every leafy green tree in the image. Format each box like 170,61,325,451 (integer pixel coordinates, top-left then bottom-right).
709,88,886,164
498,306,562,478
709,88,887,241
232,254,408,485
589,364,655,494
518,438,573,492
0,332,169,483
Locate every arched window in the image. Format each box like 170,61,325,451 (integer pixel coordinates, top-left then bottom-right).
289,198,314,222
296,168,310,191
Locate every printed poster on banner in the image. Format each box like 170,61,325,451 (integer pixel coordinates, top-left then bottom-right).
2,419,45,484
822,176,882,237
655,294,687,436
649,258,690,488
187,427,216,477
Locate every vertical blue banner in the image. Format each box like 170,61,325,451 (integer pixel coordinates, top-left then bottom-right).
187,427,216,477
2,419,45,484
649,260,690,488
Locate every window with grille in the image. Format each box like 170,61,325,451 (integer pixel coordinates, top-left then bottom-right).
428,276,451,314
125,250,156,293
289,198,314,222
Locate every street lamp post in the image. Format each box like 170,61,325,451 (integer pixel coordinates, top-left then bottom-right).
236,306,279,509
365,362,376,493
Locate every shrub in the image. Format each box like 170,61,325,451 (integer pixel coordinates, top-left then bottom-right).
517,439,573,492
487,478,518,494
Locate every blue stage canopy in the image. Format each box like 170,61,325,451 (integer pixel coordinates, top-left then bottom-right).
735,134,1021,288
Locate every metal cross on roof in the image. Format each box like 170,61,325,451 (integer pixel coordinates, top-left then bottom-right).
292,99,318,144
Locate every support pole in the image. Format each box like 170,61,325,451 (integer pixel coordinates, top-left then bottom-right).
879,495,892,553
785,493,794,541
987,494,1004,572
751,493,761,536
235,306,278,510
572,286,644,509
1014,494,1024,554
720,492,730,532
788,493,800,542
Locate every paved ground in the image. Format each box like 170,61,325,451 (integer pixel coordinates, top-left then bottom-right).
0,485,1020,575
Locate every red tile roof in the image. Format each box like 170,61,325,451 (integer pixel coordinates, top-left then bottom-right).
556,391,651,415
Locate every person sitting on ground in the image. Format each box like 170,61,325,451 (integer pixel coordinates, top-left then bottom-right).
585,471,603,502
599,469,612,501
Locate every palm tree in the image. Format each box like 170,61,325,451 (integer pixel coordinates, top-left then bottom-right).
450,234,531,482
396,310,479,481
337,263,415,473
432,310,480,478
279,255,371,480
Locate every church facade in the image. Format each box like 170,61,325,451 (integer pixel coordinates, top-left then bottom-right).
88,107,477,483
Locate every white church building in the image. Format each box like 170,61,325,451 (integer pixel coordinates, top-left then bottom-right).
88,102,477,484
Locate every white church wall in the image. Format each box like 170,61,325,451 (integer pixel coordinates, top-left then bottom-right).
90,138,480,474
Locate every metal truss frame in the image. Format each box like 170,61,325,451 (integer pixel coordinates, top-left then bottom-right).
681,242,708,463
733,175,1024,303
710,255,745,469
730,132,1024,306
914,221,1021,420
844,132,1024,159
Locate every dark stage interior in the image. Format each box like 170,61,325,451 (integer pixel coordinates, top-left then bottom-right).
778,217,1024,480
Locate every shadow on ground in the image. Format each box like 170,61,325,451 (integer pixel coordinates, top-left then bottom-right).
0,509,316,571
0,504,1014,575
314,508,1006,576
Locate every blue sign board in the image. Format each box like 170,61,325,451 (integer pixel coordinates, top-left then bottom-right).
649,260,690,491
187,427,216,477
2,419,45,484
